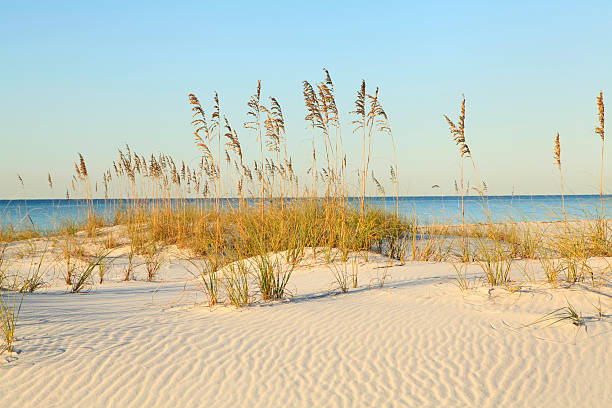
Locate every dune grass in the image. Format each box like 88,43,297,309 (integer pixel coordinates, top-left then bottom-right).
187,257,221,306
0,288,23,353
18,252,47,293
223,259,250,307
71,253,107,293
0,75,608,306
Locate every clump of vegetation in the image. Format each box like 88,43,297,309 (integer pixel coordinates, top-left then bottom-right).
19,251,48,293
0,74,608,314
97,251,111,284
371,262,391,288
329,261,350,293
103,231,120,249
143,242,163,282
71,253,106,293
473,235,512,286
444,95,472,262
254,253,293,301
223,259,250,307
453,263,472,291
525,301,585,328
0,289,24,353
62,237,76,286
123,248,135,281
188,256,221,307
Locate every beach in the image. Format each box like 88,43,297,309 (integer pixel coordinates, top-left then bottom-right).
0,226,610,407
4,2,612,406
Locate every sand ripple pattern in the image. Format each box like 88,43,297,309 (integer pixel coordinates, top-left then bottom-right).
1,262,610,407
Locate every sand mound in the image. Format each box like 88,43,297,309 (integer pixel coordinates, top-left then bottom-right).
1,252,610,407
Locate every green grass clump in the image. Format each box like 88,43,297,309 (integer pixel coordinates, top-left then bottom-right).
0,289,23,353
473,234,512,286
188,257,221,307
71,253,106,293
526,301,585,328
254,253,293,301
223,259,250,307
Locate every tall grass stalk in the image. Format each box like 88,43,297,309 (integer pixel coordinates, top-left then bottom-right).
595,91,605,228
554,133,566,222
444,95,471,261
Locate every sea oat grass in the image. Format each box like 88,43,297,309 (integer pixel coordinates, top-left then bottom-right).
8,74,609,310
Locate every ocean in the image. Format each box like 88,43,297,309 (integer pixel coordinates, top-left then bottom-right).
1,195,610,232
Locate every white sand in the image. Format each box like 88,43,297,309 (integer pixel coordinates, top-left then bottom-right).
0,234,610,407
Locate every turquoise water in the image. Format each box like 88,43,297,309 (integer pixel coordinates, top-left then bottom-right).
1,195,611,231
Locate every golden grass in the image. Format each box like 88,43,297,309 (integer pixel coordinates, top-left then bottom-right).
0,76,609,303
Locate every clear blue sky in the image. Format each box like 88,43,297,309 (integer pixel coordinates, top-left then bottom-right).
2,0,611,198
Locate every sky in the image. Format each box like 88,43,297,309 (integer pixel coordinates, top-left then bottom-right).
1,0,611,198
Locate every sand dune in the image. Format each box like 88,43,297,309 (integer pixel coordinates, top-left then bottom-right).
0,242,610,407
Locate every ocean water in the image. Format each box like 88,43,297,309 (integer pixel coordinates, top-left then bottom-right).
1,195,611,232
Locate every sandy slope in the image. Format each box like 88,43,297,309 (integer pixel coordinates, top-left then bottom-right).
0,243,610,407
